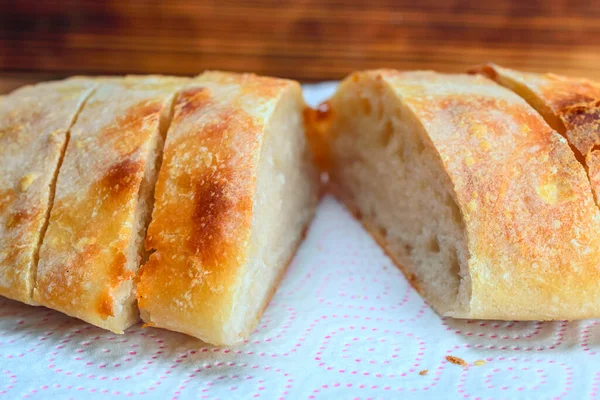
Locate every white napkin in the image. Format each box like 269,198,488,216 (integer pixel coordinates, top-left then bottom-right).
0,83,593,399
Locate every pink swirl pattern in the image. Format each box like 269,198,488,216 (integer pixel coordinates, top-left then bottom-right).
0,84,598,399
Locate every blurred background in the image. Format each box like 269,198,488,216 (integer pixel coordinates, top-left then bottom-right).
1,0,599,92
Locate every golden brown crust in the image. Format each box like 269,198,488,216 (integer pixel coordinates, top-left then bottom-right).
532,74,600,157
137,72,299,343
34,77,185,331
0,79,96,304
323,70,600,320
473,63,600,205
472,64,600,156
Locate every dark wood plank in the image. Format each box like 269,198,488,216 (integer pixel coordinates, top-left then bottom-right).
0,0,599,86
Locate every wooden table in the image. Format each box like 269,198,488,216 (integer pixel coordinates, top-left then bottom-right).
1,0,599,93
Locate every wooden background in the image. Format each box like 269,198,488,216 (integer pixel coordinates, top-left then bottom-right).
1,0,599,93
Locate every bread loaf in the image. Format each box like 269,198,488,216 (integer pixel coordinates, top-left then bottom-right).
34,76,187,332
309,69,600,320
0,79,96,304
137,72,319,345
7,66,598,339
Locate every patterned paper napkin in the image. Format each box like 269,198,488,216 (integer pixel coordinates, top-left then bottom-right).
0,82,595,400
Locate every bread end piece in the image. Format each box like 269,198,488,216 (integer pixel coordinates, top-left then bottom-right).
137,73,319,345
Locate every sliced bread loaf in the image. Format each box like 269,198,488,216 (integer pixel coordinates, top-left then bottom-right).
0,79,96,304
34,76,187,332
309,70,600,320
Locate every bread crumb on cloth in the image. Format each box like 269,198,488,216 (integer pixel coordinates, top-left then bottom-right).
445,355,468,367
419,369,428,376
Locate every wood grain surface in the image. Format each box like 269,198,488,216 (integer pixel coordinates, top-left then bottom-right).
1,0,599,93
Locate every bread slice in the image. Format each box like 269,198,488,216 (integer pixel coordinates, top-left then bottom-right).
0,79,96,304
34,76,187,332
472,64,600,204
137,72,319,345
310,69,600,320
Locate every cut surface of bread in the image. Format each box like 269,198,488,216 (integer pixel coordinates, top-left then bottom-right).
0,79,96,304
312,69,600,320
137,72,318,345
34,76,187,332
472,64,600,205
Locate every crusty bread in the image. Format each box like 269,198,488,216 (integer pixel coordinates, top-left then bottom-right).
472,64,600,205
34,76,187,332
311,69,600,320
0,79,96,304
137,72,319,345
